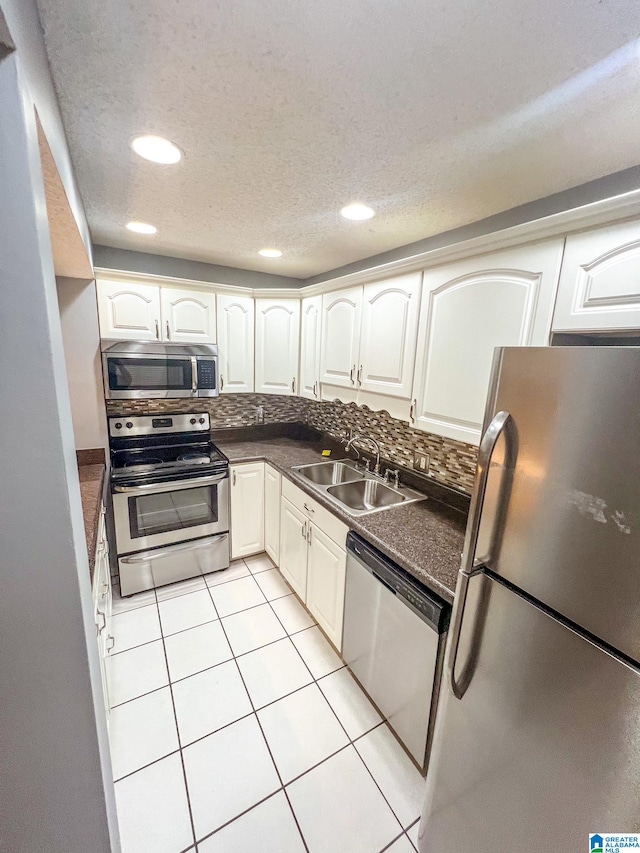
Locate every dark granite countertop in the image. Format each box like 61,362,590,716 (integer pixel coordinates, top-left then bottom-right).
78,463,106,577
217,436,466,603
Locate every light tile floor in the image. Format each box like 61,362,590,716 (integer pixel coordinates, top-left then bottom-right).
108,555,424,853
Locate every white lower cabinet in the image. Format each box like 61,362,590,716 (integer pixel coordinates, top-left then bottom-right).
230,463,265,559
264,464,281,565
92,503,112,716
279,479,348,651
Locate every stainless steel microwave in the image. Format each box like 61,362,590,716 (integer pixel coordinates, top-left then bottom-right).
102,341,219,399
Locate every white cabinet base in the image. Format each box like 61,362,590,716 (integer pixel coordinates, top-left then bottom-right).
230,463,265,559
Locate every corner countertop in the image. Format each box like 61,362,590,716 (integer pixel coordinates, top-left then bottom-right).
78,463,106,576
217,437,466,604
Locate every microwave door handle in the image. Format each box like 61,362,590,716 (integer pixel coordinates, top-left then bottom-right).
191,357,198,394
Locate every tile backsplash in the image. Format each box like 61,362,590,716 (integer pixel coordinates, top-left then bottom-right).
106,394,478,494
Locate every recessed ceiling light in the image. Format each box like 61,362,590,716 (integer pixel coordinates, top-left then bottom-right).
131,135,182,165
126,221,157,235
340,202,375,221
258,248,283,258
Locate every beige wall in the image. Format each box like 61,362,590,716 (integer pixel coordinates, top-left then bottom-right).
56,276,108,451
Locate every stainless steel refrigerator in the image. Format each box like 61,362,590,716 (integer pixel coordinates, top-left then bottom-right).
419,347,640,853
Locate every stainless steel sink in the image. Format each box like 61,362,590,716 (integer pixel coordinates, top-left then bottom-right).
290,459,427,516
326,479,405,511
295,461,364,486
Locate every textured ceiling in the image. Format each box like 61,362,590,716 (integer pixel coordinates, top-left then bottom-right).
37,0,640,279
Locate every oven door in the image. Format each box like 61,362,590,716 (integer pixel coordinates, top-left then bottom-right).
103,352,197,399
112,474,230,554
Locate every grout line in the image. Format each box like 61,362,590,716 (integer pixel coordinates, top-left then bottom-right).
378,830,409,852
112,747,182,784
109,680,169,711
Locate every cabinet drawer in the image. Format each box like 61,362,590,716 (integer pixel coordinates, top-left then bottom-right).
282,477,349,549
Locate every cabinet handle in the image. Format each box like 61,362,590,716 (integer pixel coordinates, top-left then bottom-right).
220,375,224,391
96,610,106,634
232,471,237,486
166,320,171,340
303,502,315,514
357,365,362,386
106,635,115,654
307,524,312,544
292,377,296,394
313,381,318,397
349,365,355,384
410,399,417,423
302,521,307,539
155,320,160,340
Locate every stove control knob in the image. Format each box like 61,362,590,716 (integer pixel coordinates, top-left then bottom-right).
190,418,197,425
114,422,123,430
199,417,206,424
125,421,133,429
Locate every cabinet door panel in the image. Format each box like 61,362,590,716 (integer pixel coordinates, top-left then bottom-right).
230,463,264,559
359,273,422,399
161,288,216,343
553,220,640,331
97,279,161,341
255,299,300,395
279,497,308,600
264,464,281,566
300,295,322,400
217,294,255,393
306,525,346,651
320,287,362,388
412,240,563,445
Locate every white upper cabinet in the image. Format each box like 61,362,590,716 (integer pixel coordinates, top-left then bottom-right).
217,294,255,393
552,220,640,332
97,279,161,341
358,273,422,399
320,286,363,388
160,288,216,343
412,240,564,445
300,295,322,400
255,298,301,395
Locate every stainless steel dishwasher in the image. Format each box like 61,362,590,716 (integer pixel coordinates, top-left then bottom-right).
343,532,450,772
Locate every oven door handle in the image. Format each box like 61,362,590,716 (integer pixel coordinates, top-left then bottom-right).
113,473,228,494
119,534,228,563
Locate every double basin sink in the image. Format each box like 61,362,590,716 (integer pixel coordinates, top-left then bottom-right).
290,460,427,517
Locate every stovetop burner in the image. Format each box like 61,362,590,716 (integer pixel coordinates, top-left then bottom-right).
177,453,211,464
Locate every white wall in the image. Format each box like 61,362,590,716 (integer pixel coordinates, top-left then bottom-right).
56,277,108,451
0,22,117,853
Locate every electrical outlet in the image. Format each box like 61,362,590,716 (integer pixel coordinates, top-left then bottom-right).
413,451,430,473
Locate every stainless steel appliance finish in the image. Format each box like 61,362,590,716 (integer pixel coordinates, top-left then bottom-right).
420,347,640,852
109,412,230,595
291,461,427,516
102,341,219,399
343,533,449,770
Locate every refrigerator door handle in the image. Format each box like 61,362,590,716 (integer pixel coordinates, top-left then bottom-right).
450,410,514,700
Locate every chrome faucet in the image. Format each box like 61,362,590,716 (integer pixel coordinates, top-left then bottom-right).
345,433,381,474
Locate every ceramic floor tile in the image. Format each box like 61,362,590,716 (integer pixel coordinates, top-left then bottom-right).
114,752,193,853
209,575,266,617
197,791,305,853
257,683,349,783
158,589,218,636
164,620,232,683
172,660,252,746
155,574,207,602
318,667,382,740
244,553,275,574
270,594,315,634
254,568,292,601
205,560,250,587
291,626,344,679
237,638,313,709
222,603,286,657
286,746,401,853
386,835,416,853
110,603,162,654
183,714,280,841
355,724,426,829
108,639,168,707
111,585,157,615
407,821,420,850
109,686,179,780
